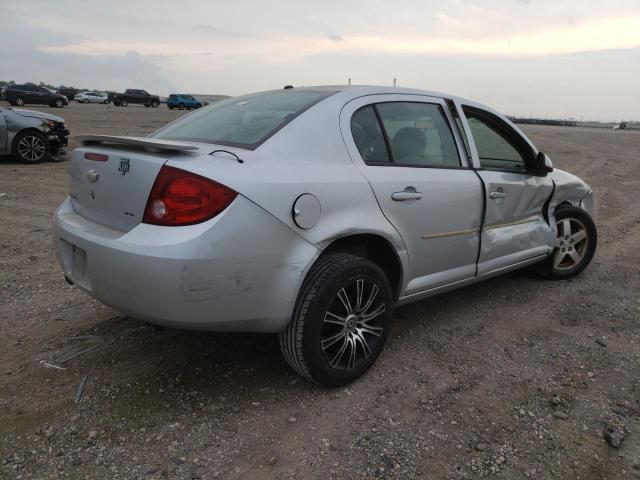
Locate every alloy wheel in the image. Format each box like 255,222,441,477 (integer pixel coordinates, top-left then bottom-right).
321,279,386,371
553,217,588,270
17,136,46,162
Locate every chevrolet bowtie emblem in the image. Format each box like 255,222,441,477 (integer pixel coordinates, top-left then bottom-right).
86,170,100,183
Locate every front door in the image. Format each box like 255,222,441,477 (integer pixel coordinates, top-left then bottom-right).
459,105,554,275
341,95,484,296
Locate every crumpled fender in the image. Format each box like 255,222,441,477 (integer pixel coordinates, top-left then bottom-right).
546,168,594,247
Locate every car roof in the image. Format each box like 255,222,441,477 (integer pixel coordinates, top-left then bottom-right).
260,85,491,111
286,85,511,122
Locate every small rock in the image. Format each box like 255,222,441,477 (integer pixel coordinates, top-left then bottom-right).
288,416,296,423
141,464,158,474
604,427,626,448
171,457,185,465
71,458,81,467
475,443,488,452
596,339,607,347
231,406,240,414
267,456,277,466
553,411,569,420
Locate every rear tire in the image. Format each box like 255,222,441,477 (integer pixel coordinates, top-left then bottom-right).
151,100,159,108
53,99,64,108
15,97,25,106
531,205,597,279
279,254,393,387
120,99,128,107
13,131,50,164
83,99,89,104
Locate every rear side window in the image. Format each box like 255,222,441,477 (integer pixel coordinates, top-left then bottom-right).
153,89,335,149
351,106,390,164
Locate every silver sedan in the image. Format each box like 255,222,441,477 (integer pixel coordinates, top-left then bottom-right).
53,86,597,386
74,92,109,104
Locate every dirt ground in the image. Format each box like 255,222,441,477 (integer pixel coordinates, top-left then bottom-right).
1,102,639,480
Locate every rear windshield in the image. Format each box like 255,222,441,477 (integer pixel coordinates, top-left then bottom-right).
151,89,336,150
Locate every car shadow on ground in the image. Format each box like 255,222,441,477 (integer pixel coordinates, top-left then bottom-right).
51,268,546,407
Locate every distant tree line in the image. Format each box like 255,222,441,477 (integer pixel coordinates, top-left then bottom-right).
0,80,103,92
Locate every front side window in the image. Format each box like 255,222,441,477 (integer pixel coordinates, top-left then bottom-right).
153,89,335,149
464,110,527,172
376,102,460,167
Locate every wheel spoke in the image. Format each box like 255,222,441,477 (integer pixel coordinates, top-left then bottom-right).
358,324,383,338
360,303,385,323
329,336,349,367
360,284,379,314
568,249,580,265
346,337,357,370
561,219,572,237
324,311,346,326
354,279,364,312
353,330,372,357
553,249,566,268
571,230,586,244
337,288,353,315
322,331,345,351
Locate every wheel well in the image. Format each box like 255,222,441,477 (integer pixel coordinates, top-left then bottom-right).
322,234,403,299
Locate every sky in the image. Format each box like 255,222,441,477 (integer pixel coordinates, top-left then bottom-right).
1,0,639,121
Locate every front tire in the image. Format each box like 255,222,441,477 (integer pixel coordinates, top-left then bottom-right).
280,254,393,387
13,131,49,164
532,205,597,279
83,99,89,104
151,100,159,108
120,99,128,107
15,97,25,106
53,99,64,108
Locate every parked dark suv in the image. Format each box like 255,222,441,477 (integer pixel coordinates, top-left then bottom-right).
5,84,69,108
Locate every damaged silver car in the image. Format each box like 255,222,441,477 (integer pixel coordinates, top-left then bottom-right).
0,106,69,163
53,86,597,386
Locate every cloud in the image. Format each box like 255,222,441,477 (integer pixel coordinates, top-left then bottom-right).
0,9,174,93
328,32,345,42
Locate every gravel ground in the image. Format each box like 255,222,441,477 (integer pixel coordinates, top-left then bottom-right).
0,102,639,479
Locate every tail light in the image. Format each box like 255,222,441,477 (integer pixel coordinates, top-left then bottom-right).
84,152,108,161
143,166,237,226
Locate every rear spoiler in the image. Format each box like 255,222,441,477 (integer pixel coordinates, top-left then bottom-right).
75,135,199,152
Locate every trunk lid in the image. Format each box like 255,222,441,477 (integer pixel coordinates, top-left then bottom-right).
69,136,204,232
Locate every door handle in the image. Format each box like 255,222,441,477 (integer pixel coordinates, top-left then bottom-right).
391,191,423,201
489,191,507,199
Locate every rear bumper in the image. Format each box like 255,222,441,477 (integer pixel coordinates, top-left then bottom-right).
53,196,319,332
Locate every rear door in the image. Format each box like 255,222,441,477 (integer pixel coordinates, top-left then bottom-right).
341,94,484,295
458,105,554,275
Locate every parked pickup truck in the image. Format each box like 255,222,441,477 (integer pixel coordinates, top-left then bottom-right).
113,89,160,108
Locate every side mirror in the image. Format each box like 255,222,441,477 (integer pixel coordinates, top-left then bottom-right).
529,151,553,175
